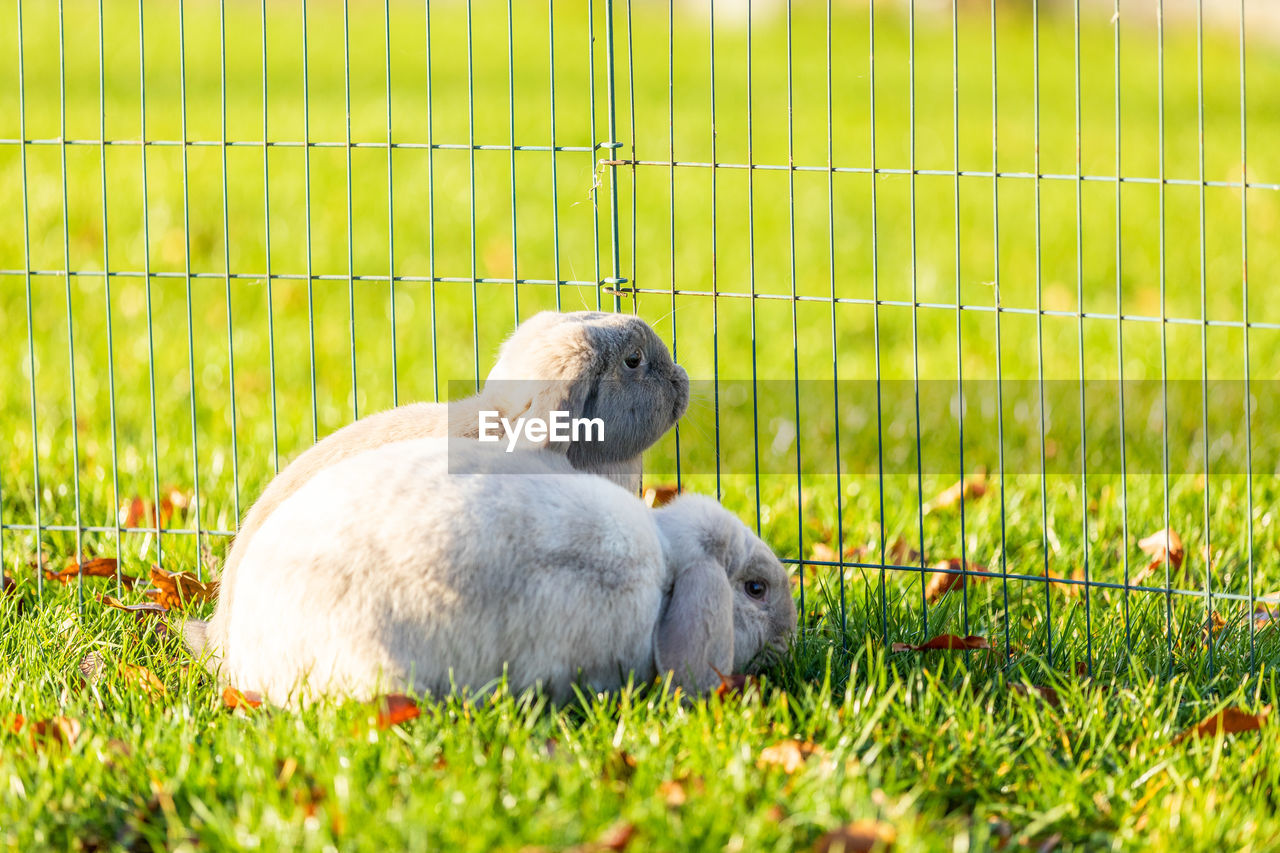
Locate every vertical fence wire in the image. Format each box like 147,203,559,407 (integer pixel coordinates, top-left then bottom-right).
219,0,242,528
386,0,400,403
1239,0,1255,675
1156,0,1176,671
1194,0,1215,677
990,0,1011,662
138,0,165,571
261,0,280,474
178,0,205,579
98,0,123,593
908,0,929,639
17,0,46,595
55,0,85,603
1113,0,1131,668
868,0,888,646
1072,0,1095,675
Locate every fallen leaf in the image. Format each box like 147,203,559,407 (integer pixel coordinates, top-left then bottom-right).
43,557,136,588
813,819,897,852
604,750,638,782
9,715,81,749
643,484,680,508
119,488,190,530
891,634,990,652
1041,567,1085,596
1202,611,1228,640
713,669,761,699
886,537,920,565
1134,527,1184,583
1,573,14,597
925,559,987,603
810,542,839,563
1173,705,1271,744
78,652,107,685
658,779,687,808
146,566,218,610
119,663,166,697
580,822,637,852
97,594,168,617
1254,605,1278,629
757,740,825,774
223,686,263,710
375,694,421,729
924,469,987,514
1008,683,1061,708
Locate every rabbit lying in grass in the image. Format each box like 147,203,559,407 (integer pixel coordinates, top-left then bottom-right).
193,311,688,658
197,439,795,705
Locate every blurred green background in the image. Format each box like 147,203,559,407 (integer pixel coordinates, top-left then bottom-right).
3,0,1279,664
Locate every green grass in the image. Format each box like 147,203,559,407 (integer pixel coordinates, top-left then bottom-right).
3,0,1280,849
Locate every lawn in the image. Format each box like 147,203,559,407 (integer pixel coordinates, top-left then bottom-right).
3,0,1280,849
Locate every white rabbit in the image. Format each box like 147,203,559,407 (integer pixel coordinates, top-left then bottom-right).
193,311,689,657
201,438,795,706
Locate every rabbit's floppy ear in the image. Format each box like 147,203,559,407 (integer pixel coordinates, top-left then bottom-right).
653,557,735,694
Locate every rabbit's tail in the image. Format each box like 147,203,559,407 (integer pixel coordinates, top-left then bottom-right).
184,618,220,666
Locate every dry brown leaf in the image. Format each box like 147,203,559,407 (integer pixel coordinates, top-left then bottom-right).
9,714,81,750
376,694,421,729
924,469,987,514
891,634,990,652
886,537,920,565
1041,568,1085,597
925,559,987,604
146,566,218,610
119,487,190,530
222,686,263,710
1008,683,1061,709
658,779,687,808
1135,527,1185,583
714,669,761,699
642,484,680,508
604,750,638,782
565,822,638,853
1202,611,1228,640
813,820,897,852
1173,705,1271,745
1254,605,1279,629
97,593,168,617
43,557,136,588
757,740,825,774
810,542,839,563
119,663,166,697
2,573,14,598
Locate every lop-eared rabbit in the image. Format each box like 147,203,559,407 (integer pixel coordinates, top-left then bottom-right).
197,311,689,653
196,439,796,705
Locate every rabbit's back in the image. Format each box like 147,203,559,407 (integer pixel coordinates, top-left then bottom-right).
220,439,666,704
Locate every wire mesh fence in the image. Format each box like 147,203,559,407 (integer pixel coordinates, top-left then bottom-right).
2,0,1278,679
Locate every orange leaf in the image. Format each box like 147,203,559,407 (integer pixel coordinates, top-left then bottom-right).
577,822,638,852
658,779,687,808
757,740,825,774
9,715,81,750
925,559,987,604
146,566,218,610
1173,705,1271,745
713,669,761,699
119,663,166,697
924,469,987,514
643,484,680,508
886,537,920,565
813,820,897,852
2,573,14,597
223,686,263,710
1137,527,1184,575
43,557,136,588
810,542,839,564
891,634,990,652
376,694,421,729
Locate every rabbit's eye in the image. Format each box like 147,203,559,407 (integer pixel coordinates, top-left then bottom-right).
624,349,643,369
744,580,767,600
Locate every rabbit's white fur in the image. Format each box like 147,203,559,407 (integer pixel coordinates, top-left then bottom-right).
194,311,688,660
209,438,795,706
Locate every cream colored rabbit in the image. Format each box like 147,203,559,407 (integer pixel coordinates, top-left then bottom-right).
199,439,795,705
193,311,688,657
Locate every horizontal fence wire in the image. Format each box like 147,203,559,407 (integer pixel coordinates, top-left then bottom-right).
1,0,1277,679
